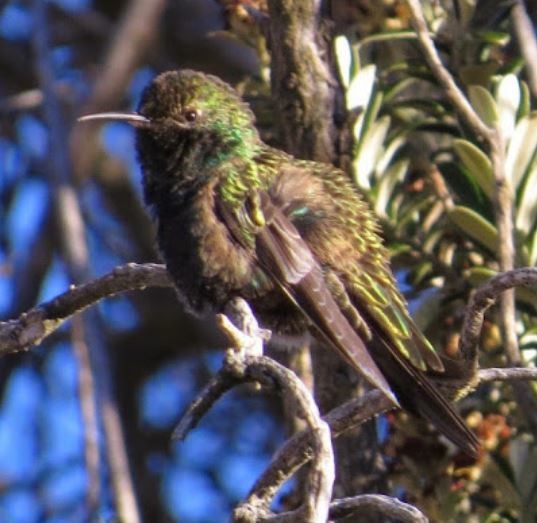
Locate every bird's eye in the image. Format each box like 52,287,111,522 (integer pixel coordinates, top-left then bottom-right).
183,108,199,122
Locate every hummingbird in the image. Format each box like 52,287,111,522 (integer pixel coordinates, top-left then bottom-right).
79,69,480,457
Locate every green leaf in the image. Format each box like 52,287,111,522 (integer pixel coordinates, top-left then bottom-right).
505,113,537,188
376,135,405,174
412,287,443,331
453,139,494,199
495,74,520,141
374,158,409,217
448,205,498,252
481,455,521,512
353,115,391,189
438,161,492,219
383,76,419,103
475,30,510,46
347,63,376,112
334,36,352,88
516,163,537,234
510,437,537,515
468,85,499,126
396,195,436,232
356,29,417,50
519,80,531,119
530,230,537,266
465,266,497,288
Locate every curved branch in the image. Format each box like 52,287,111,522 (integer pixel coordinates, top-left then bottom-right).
0,263,171,355
459,267,537,360
329,494,428,523
241,390,392,515
170,298,333,523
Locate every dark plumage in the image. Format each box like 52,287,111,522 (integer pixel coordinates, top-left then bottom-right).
79,70,480,457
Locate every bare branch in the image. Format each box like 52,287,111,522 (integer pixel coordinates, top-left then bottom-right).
33,3,152,519
460,267,537,360
329,494,428,523
71,0,167,183
0,263,171,355
71,316,101,509
479,367,537,383
172,298,334,523
33,1,101,512
240,390,392,516
405,0,494,141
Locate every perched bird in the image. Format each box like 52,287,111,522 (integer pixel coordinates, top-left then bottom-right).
79,70,480,457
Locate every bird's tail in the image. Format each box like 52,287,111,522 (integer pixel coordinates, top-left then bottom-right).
370,335,480,458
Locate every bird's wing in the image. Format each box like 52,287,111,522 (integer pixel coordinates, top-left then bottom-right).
265,158,445,374
257,191,478,457
218,189,398,405
217,177,479,457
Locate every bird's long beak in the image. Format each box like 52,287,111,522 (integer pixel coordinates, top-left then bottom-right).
77,112,150,127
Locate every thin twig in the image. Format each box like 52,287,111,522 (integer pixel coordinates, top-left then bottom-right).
33,1,100,513
71,316,100,509
406,0,494,141
0,263,171,355
479,367,537,383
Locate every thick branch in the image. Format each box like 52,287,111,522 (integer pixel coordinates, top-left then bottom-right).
266,0,336,162
329,494,428,523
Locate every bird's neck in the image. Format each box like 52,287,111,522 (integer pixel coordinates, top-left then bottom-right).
139,127,260,212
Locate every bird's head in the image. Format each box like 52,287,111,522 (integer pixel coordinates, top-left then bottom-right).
79,70,260,204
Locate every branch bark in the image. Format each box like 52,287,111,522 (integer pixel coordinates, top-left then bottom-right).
0,263,171,356
266,0,337,163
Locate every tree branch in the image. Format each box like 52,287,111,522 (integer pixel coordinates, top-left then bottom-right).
172,298,334,523
266,0,337,163
460,267,537,360
329,494,428,523
0,263,171,355
406,0,494,142
479,367,537,383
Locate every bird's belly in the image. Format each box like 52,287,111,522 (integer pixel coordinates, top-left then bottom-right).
156,205,310,334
